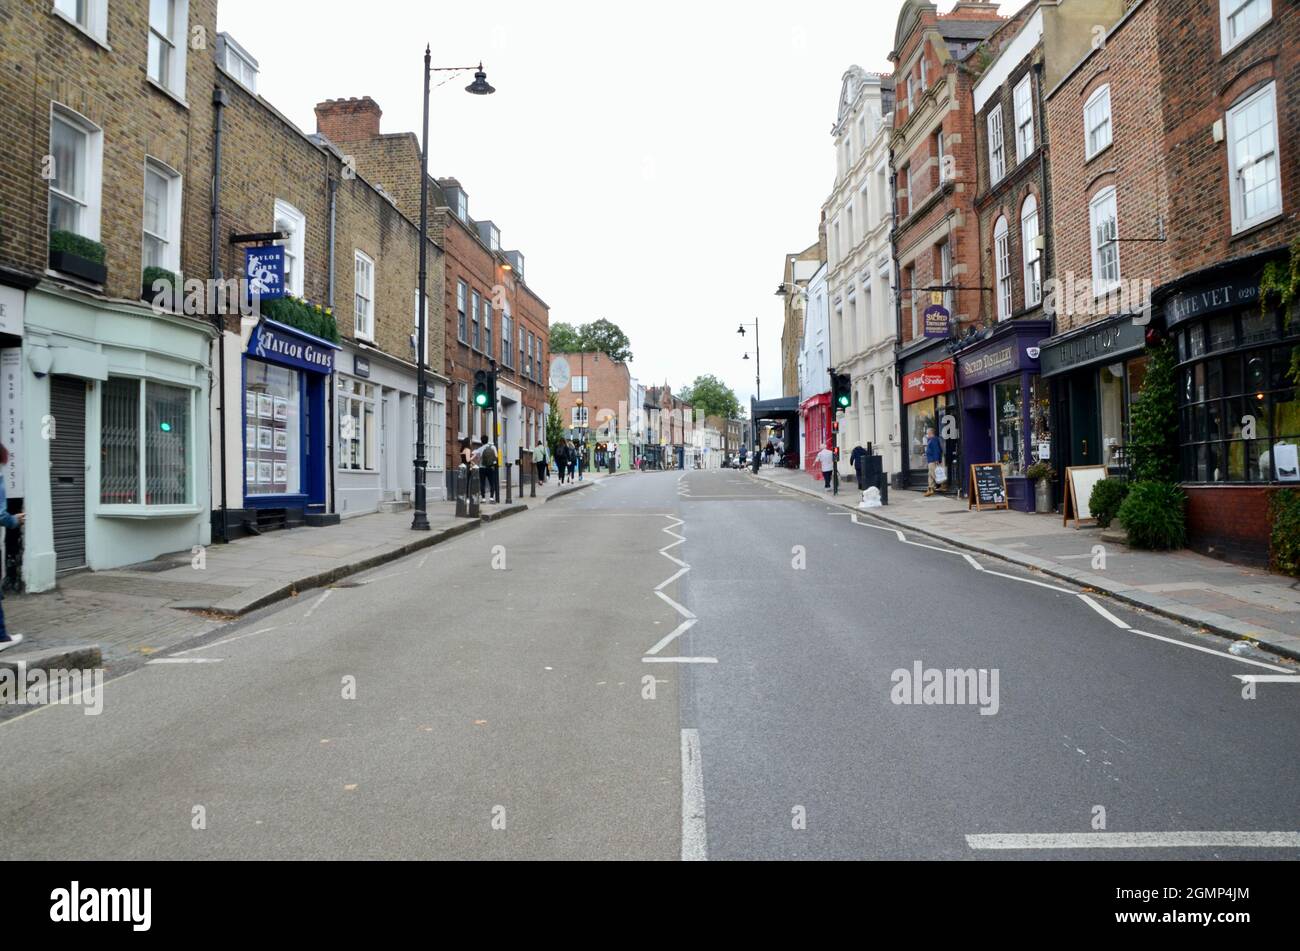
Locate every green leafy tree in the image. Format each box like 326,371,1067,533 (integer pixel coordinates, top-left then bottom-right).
580,319,633,363
546,388,564,452
1128,340,1178,483
549,322,583,353
677,374,741,422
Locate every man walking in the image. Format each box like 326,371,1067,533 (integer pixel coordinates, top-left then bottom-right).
481,437,499,501
924,426,944,497
816,441,836,491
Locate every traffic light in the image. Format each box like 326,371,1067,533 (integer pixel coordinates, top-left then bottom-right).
473,370,491,408
831,371,852,410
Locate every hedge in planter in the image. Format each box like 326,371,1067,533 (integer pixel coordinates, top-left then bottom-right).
258,295,340,344
1117,481,1186,550
1270,489,1300,578
50,229,106,263
142,266,179,303
49,229,107,283
1089,479,1130,529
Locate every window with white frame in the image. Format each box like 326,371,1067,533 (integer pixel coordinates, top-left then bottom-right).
274,199,305,296
1220,0,1271,53
457,382,468,438
337,377,377,471
53,0,108,43
846,205,855,248
353,251,374,340
48,105,102,241
1089,186,1120,295
147,0,189,97
1084,84,1112,160
994,216,1011,321
571,406,588,428
1226,82,1282,233
528,332,536,380
939,241,953,316
1014,76,1034,163
142,158,181,273
500,311,513,368
456,281,468,342
483,298,493,356
987,107,1005,185
919,55,927,92
1021,195,1042,308
100,377,194,505
423,393,444,473
935,130,946,185
219,34,258,93
572,376,588,394
470,290,481,350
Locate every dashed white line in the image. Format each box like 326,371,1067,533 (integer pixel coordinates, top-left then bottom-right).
1078,594,1132,630
174,627,278,656
966,832,1300,850
147,658,224,665
303,588,332,619
680,729,708,861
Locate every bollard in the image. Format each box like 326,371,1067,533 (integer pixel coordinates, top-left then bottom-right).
455,465,469,518
505,463,513,504
530,461,536,498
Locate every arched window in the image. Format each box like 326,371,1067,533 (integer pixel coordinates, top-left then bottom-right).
993,216,1011,320
1021,194,1041,307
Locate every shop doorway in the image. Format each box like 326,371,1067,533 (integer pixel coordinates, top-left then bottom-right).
50,375,87,572
1069,374,1101,467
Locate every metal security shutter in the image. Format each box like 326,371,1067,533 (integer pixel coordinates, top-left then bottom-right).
50,376,87,572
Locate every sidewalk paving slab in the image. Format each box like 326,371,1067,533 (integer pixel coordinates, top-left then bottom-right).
751,466,1300,661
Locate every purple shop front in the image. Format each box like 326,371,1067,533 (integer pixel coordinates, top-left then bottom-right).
957,320,1052,512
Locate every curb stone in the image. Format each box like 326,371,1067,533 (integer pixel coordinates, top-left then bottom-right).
750,470,1300,662
0,644,103,675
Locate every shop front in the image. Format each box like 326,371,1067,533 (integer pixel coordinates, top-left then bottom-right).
1155,249,1300,565
955,320,1051,512
18,285,212,593
898,349,956,489
242,318,338,530
1039,314,1148,481
800,391,831,478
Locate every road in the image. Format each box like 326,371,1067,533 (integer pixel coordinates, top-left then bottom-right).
1,470,1297,860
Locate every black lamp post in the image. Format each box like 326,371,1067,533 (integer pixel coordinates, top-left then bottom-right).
738,319,760,402
414,51,494,531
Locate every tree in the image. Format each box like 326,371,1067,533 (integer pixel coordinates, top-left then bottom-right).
1128,340,1178,483
677,374,741,422
549,322,583,353
580,319,633,363
546,388,564,452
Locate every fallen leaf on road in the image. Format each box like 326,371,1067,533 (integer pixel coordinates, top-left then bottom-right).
344,784,358,792
138,647,157,655
473,720,488,726
320,739,332,745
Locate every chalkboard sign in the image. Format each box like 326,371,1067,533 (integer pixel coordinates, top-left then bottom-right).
968,464,1008,511
1062,465,1108,528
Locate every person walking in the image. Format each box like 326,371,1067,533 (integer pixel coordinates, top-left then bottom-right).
532,441,547,485
816,441,836,492
924,426,944,497
480,437,499,501
0,444,26,653
556,440,569,484
575,441,586,482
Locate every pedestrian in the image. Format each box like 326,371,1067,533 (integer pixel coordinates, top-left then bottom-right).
924,426,944,497
850,444,867,490
575,442,585,482
532,440,547,485
481,437,499,501
816,441,836,491
0,443,26,653
556,440,569,484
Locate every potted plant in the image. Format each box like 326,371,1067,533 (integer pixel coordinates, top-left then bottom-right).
141,266,179,307
49,229,107,284
1025,460,1056,514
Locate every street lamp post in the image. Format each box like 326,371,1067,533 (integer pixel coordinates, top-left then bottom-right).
413,50,495,531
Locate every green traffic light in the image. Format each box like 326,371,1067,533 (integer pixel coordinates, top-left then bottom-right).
475,394,489,407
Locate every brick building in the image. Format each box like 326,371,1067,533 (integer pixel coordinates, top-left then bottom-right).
0,0,219,590
212,48,447,536
313,98,549,479
889,0,1005,488
777,242,822,399
550,350,631,468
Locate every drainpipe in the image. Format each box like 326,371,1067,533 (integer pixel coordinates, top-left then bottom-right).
211,85,229,543
327,171,338,516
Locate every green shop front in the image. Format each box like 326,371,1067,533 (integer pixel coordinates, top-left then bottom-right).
18,284,212,593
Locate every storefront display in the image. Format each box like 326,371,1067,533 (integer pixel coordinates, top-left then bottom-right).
899,354,955,488
245,360,301,496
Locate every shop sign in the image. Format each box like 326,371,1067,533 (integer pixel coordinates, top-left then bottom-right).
244,246,286,301
902,360,954,405
959,343,1019,387
0,349,21,497
1040,317,1144,377
923,305,950,339
248,319,337,374
354,355,371,379
1165,277,1258,329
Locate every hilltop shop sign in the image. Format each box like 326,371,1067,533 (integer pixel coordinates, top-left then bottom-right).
247,319,337,374
902,360,954,405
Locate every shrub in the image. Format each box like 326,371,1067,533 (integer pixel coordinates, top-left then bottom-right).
259,295,340,343
1089,478,1130,529
1128,340,1178,483
49,229,106,264
142,266,178,294
1025,461,1055,482
1270,489,1300,577
1117,481,1186,550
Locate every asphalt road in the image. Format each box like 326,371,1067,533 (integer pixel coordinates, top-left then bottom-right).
0,469,1296,860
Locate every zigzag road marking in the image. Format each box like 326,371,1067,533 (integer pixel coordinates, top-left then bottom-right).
641,513,717,665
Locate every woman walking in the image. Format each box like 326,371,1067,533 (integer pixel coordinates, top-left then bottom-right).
0,443,26,652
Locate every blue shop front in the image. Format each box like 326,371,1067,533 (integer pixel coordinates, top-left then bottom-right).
242,319,339,528
956,320,1052,512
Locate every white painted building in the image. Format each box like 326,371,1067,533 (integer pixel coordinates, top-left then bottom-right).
796,261,830,466
824,67,901,476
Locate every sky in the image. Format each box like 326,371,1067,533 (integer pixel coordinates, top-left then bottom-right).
218,0,1021,410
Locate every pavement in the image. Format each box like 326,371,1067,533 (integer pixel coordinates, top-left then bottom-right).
2,469,618,671
0,469,1296,860
751,464,1300,661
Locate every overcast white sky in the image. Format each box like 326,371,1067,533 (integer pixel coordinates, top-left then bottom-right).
219,0,1021,409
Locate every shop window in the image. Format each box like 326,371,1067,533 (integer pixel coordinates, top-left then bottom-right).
337,377,377,472
909,399,939,473
1029,375,1051,462
423,394,444,473
1226,82,1281,233
49,105,103,242
996,379,1024,475
245,360,300,495
101,377,193,505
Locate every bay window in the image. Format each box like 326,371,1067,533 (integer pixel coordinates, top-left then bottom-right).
101,377,194,506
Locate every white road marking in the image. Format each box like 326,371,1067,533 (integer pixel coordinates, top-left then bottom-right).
680,729,708,862
645,618,697,656
356,571,408,586
966,831,1300,850
656,567,690,591
175,627,278,656
418,554,430,569
1234,674,1300,684
984,570,1075,594
147,658,224,665
1126,630,1292,672
645,656,718,665
303,588,332,619
961,554,985,572
655,590,696,620
1078,594,1131,629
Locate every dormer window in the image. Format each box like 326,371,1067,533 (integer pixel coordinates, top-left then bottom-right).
217,33,259,94
456,190,468,223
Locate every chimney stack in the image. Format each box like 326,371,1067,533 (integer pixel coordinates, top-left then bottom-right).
314,96,383,143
